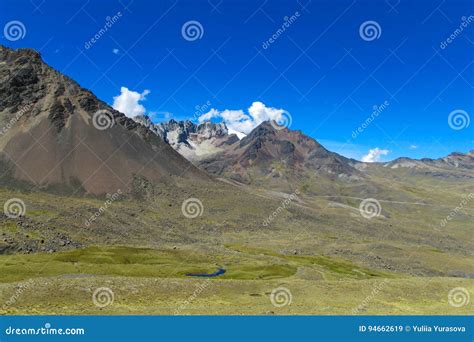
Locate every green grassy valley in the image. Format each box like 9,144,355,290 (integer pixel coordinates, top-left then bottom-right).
0,166,472,315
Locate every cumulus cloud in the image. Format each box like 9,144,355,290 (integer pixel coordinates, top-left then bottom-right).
198,101,288,134
113,87,150,118
362,148,390,163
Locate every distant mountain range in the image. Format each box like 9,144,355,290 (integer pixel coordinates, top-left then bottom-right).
0,45,472,196
133,116,238,162
134,115,473,187
0,44,472,317
384,151,473,171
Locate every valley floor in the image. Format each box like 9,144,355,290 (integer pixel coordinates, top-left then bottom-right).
0,245,472,315
0,172,472,315
1,274,472,315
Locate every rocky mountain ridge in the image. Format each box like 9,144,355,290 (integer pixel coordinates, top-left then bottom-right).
133,116,238,161
0,45,206,195
384,150,474,170
140,113,474,187
144,118,362,187
1,45,471,196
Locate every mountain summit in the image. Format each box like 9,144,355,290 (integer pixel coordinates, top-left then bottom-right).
197,121,360,186
133,116,238,162
0,46,205,195
143,118,361,190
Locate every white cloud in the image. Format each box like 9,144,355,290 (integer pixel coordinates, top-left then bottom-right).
362,147,390,163
112,87,150,118
198,101,287,134
112,48,120,55
409,144,418,150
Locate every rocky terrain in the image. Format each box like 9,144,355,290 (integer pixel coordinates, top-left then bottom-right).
0,46,206,195
197,121,361,184
147,117,473,194
383,151,474,179
0,46,472,315
133,116,238,162
138,118,362,190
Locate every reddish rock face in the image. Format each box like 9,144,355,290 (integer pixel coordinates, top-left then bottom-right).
194,120,361,187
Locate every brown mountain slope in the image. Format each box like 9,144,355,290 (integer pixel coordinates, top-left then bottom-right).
197,121,361,188
0,46,206,195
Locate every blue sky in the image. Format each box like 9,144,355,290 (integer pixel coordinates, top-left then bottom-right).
1,0,472,161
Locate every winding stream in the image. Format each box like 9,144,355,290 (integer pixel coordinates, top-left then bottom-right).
185,268,226,277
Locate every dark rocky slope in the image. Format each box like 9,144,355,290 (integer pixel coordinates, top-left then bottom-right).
0,46,206,195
